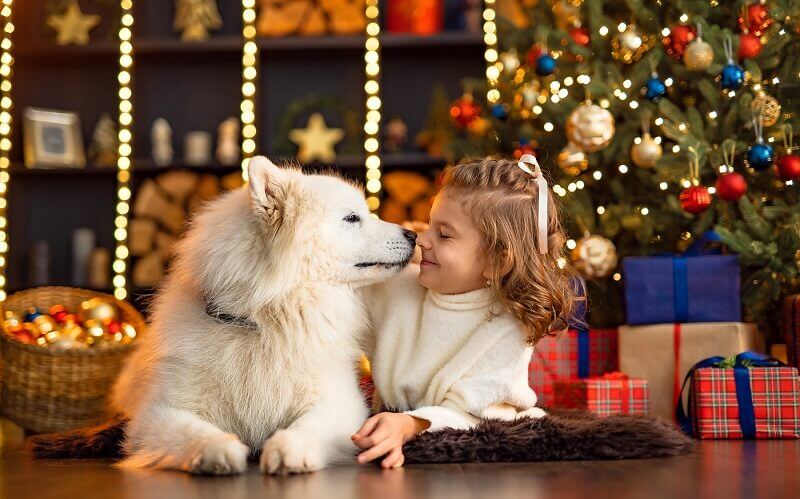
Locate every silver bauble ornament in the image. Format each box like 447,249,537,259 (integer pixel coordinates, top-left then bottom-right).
566,102,615,153
683,37,714,71
571,234,618,279
630,132,663,168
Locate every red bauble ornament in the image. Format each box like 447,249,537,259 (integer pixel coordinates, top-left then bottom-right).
680,185,712,214
715,173,748,201
526,45,543,67
13,329,36,345
738,4,773,37
569,27,590,47
513,144,535,160
449,94,481,128
107,320,122,334
52,310,68,324
663,25,696,60
776,154,800,180
738,32,762,59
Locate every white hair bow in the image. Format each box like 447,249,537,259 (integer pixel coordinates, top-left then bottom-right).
517,154,549,254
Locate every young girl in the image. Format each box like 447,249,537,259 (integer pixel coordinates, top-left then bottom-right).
352,155,580,469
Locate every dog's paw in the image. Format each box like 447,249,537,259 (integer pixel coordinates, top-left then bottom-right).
187,433,249,475
260,430,324,475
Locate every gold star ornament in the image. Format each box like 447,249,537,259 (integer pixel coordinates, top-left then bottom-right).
288,113,345,164
47,0,101,46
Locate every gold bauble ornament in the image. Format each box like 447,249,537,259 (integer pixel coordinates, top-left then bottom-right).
83,319,106,339
683,37,714,71
467,117,491,136
33,315,58,335
630,132,663,168
557,141,589,176
79,298,119,325
571,234,618,279
611,25,653,64
751,92,781,127
566,102,615,153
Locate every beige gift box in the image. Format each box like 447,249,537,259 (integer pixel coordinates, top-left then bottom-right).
619,323,765,420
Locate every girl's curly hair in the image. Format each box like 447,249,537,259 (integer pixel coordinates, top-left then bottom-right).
438,156,584,345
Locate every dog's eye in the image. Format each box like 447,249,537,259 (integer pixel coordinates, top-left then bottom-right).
343,213,361,223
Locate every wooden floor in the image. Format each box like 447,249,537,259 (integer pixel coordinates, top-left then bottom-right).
1,435,798,499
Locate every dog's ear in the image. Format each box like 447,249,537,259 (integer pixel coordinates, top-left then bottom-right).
247,156,286,222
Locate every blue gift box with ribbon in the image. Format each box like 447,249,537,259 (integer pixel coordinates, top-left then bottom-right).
623,254,741,325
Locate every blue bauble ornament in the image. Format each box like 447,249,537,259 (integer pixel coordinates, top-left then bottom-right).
23,307,42,322
720,63,745,90
747,142,774,171
491,103,509,120
535,54,556,76
643,76,667,101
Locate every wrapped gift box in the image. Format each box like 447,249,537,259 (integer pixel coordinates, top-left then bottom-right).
553,373,649,417
619,322,764,420
623,255,741,325
784,295,800,368
529,328,618,407
682,355,800,439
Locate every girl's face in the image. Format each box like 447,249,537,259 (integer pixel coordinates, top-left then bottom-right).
416,192,491,294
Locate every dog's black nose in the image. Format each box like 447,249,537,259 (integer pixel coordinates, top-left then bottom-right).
402,229,417,245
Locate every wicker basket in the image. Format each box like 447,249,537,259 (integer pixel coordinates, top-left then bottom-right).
0,287,146,433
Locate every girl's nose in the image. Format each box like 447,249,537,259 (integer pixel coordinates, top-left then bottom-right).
417,229,432,249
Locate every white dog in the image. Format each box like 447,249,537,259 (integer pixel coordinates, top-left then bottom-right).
110,156,416,475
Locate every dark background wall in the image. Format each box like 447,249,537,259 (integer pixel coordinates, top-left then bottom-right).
7,0,483,310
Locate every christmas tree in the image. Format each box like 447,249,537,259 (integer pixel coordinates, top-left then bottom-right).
421,0,800,337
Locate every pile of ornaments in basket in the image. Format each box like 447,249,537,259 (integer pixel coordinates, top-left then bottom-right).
2,298,137,351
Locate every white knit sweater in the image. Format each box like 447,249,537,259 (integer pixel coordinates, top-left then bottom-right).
362,264,544,433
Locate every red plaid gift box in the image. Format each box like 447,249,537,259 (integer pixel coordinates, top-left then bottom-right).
784,295,800,368
553,373,649,417
690,366,800,439
528,328,618,407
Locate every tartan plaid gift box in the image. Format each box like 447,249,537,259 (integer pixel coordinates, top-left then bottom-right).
529,328,618,407
677,352,800,439
553,372,649,417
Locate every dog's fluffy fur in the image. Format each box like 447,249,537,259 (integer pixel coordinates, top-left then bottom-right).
77,157,414,475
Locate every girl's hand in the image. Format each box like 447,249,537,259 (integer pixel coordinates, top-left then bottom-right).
351,412,429,468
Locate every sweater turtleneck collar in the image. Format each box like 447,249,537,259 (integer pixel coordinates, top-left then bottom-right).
428,286,494,311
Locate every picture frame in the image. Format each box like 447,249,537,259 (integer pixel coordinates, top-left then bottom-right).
23,107,86,169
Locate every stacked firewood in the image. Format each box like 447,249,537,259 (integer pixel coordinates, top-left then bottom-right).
129,170,244,287
379,171,434,225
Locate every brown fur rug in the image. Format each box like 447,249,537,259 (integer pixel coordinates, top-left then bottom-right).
402,411,693,463
29,411,692,464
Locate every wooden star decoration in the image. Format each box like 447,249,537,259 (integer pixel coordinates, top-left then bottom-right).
47,0,101,46
288,113,345,164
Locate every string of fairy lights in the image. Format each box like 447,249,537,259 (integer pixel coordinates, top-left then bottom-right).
112,0,134,300
364,0,382,214
241,0,258,181
482,0,500,106
0,0,11,302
